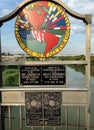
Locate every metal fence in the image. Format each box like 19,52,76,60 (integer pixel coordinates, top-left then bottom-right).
0,87,89,130
0,105,88,130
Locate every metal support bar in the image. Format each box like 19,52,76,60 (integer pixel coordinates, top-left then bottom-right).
85,20,91,130
77,106,80,130
0,25,3,130
85,23,91,89
8,106,12,130
85,14,92,24
65,106,68,130
0,60,88,66
19,106,22,130
0,107,2,130
53,126,56,130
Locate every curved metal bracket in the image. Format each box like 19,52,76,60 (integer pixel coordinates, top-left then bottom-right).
0,0,92,26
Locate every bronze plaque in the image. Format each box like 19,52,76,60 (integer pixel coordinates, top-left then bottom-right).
25,92,43,126
43,92,61,126
25,91,61,127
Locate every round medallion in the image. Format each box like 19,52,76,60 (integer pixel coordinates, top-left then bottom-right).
31,100,37,107
15,1,70,58
49,100,55,107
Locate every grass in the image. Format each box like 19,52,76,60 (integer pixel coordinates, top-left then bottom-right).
2,66,19,86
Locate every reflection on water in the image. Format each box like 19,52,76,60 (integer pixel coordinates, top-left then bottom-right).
3,67,94,130
66,66,85,87
67,67,94,130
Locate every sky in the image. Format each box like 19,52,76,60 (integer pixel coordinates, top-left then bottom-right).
0,0,94,55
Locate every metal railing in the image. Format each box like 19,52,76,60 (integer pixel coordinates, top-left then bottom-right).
0,102,89,130
0,87,89,130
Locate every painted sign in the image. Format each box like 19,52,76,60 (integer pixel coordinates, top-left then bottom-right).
15,1,70,58
25,91,62,126
20,65,66,86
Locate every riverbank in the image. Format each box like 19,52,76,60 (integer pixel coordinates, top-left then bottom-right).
58,55,94,77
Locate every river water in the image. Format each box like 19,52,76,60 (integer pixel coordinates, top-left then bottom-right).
67,67,94,130
4,67,94,130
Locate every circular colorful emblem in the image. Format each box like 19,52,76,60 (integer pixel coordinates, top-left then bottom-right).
15,1,70,58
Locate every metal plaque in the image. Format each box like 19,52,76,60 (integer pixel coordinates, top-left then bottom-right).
20,65,66,86
20,66,41,85
42,66,66,85
25,92,43,126
25,91,62,127
43,92,61,126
